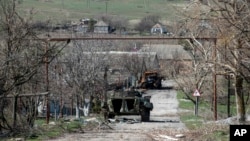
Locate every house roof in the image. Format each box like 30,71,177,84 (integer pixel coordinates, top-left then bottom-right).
152,23,164,28
94,20,109,27
82,51,160,70
140,44,192,60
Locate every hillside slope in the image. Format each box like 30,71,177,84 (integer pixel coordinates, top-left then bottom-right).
17,0,188,23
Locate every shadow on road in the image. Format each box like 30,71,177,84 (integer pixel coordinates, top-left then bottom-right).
146,86,174,90
149,120,180,123
114,117,180,124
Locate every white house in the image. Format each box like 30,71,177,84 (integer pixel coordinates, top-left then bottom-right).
151,23,167,34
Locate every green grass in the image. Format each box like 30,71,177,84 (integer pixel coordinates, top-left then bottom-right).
17,0,188,22
180,114,203,129
177,91,203,129
177,91,230,141
177,92,194,110
177,91,238,120
34,119,46,126
24,119,85,141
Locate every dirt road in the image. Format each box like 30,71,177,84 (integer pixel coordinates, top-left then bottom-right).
48,80,187,141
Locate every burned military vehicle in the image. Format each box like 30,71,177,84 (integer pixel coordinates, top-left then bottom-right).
138,71,162,89
107,88,153,122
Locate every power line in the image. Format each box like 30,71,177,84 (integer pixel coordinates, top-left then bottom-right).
40,36,217,42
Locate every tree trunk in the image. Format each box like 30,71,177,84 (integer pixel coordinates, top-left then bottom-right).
12,96,17,128
75,94,80,119
102,66,109,120
0,98,11,132
235,75,246,123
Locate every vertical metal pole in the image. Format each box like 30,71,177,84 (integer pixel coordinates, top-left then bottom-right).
45,42,50,124
213,39,217,121
195,97,199,116
60,67,63,118
54,101,57,121
71,94,73,116
104,66,108,104
213,75,217,120
228,76,231,117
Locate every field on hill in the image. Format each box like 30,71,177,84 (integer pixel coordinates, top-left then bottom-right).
17,0,188,23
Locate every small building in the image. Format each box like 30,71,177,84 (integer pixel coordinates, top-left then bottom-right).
140,44,192,76
94,20,110,34
151,23,167,34
75,23,89,33
80,18,97,25
72,18,98,33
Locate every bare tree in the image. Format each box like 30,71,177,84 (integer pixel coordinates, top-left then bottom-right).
168,38,214,105
120,54,145,78
0,0,42,133
182,0,250,122
62,40,108,118
0,0,68,134
211,0,250,122
135,14,161,34
167,1,218,109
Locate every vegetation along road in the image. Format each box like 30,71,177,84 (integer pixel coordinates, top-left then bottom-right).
48,80,186,141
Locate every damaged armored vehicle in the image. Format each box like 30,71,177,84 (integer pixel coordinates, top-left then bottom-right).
107,88,153,122
138,70,162,89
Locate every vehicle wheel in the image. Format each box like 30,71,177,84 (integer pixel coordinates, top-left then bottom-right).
108,112,115,119
141,82,147,89
154,81,162,89
141,108,150,122
157,83,162,89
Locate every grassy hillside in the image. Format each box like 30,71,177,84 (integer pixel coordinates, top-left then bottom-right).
17,0,188,23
